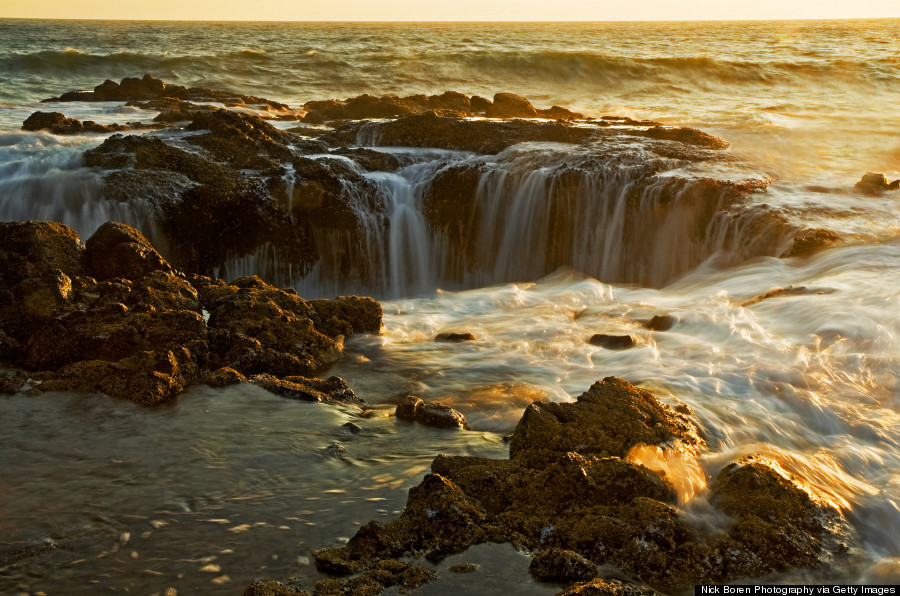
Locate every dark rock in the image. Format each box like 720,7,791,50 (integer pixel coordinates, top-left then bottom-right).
343,421,363,433
313,558,437,595
435,332,476,342
0,371,27,394
709,456,845,578
185,109,296,170
780,228,841,258
309,295,383,336
22,111,130,135
85,222,173,282
529,547,596,583
739,285,831,307
558,579,659,596
251,373,362,404
637,126,729,149
242,580,309,596
203,366,248,387
330,148,401,172
588,334,635,350
46,74,292,113
395,395,468,429
449,562,479,573
854,171,900,195
644,315,674,331
485,92,539,118
508,376,701,467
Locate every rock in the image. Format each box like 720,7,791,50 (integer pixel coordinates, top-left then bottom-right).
508,378,701,467
309,295,383,336
313,559,437,595
0,371,27,394
343,421,363,434
780,228,841,258
242,580,309,596
203,276,346,377
85,222,173,281
637,126,729,149
22,111,131,135
435,332,476,342
558,579,659,596
449,562,479,573
185,109,296,170
643,315,674,332
203,367,248,387
529,547,596,583
330,148,401,172
485,93,539,118
708,456,844,578
588,334,635,350
854,171,900,195
251,373,362,404
335,112,595,154
0,221,84,282
46,74,291,112
395,395,468,429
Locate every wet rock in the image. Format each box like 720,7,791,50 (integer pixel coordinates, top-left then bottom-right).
203,366,248,387
643,314,674,332
309,295,383,336
203,276,347,377
39,347,199,406
329,147,401,172
85,222,173,281
508,378,701,467
708,456,844,578
46,74,291,112
485,92,539,118
242,580,309,596
252,373,362,404
185,109,297,170
529,547,596,583
558,579,659,596
588,334,635,350
780,228,841,258
435,332,476,342
739,285,832,307
0,221,85,282
343,421,363,434
449,562,479,573
0,371,27,394
313,559,437,595
395,395,468,429
22,111,131,134
854,171,900,195
347,112,595,154
636,125,729,149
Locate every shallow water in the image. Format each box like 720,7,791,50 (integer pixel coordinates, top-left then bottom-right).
1,17,899,594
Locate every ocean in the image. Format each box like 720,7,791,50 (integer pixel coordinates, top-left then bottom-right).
1,19,899,594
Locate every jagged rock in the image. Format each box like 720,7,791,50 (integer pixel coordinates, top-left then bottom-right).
529,547,596,583
558,579,659,596
708,456,844,578
343,421,363,433
435,332,476,342
313,558,437,595
780,228,841,258
242,580,309,596
588,334,635,350
449,562,479,573
854,171,900,195
203,276,351,376
22,111,131,134
636,125,729,149
85,222,173,281
185,109,296,170
395,395,468,429
485,92,539,118
330,148,401,172
509,377,700,467
309,295,383,336
251,373,362,403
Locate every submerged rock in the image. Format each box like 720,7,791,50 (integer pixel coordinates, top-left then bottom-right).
251,373,361,404
588,334,635,350
643,314,674,332
780,228,841,258
529,548,597,583
435,332,476,342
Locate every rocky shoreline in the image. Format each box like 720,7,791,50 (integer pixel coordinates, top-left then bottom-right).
2,76,866,594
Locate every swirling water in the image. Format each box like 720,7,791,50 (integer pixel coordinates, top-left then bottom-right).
1,18,899,594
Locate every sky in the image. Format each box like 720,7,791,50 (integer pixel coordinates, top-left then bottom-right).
2,0,899,21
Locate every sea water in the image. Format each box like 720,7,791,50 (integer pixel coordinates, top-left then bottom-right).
1,19,899,594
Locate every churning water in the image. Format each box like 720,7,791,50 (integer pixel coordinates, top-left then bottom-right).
1,18,899,594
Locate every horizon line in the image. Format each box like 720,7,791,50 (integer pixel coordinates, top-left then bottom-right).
2,16,900,23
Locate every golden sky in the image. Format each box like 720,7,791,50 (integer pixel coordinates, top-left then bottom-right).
2,0,899,21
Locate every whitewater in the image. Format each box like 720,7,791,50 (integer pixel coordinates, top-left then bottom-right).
1,18,899,594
